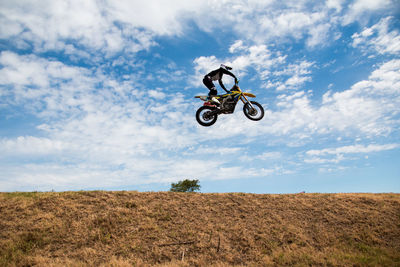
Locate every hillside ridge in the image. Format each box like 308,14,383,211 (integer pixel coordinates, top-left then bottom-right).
1,191,399,266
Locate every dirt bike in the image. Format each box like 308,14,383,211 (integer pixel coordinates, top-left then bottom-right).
195,81,264,127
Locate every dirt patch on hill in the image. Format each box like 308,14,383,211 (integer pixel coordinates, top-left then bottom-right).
1,191,399,266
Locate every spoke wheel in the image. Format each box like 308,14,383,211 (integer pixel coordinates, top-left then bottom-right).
243,101,264,121
196,106,218,126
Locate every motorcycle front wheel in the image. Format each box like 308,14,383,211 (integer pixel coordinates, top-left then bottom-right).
243,101,264,121
196,106,218,126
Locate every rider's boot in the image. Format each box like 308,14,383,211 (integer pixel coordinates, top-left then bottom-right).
207,95,220,107
211,97,221,106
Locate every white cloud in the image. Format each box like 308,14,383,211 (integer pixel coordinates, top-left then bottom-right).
307,23,332,47
104,1,204,36
326,0,345,12
304,143,399,164
320,59,400,137
272,61,314,91
0,136,67,157
304,154,345,164
191,55,221,87
2,51,281,191
306,143,399,156
192,41,316,93
229,40,245,53
189,56,400,146
0,0,158,55
242,58,400,141
343,0,394,25
234,45,287,79
206,1,349,48
190,146,243,156
0,51,102,117
4,0,396,58
0,52,201,189
148,90,166,99
256,152,282,160
352,16,400,55
192,42,290,89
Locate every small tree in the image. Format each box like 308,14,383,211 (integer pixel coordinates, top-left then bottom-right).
170,179,201,192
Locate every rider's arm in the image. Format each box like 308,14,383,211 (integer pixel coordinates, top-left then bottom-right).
218,79,228,92
221,68,238,83
219,68,238,92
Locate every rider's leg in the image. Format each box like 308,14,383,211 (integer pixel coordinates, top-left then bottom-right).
203,76,217,96
209,88,217,96
203,76,220,106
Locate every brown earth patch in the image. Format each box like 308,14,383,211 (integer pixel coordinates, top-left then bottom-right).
1,191,399,266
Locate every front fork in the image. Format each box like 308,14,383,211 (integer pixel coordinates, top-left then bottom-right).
240,94,255,110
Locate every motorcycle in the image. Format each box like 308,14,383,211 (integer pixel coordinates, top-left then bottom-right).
194,81,264,127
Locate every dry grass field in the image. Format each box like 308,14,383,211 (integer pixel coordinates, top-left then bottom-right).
0,191,399,266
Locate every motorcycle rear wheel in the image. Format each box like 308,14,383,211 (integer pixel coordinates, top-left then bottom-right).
196,106,218,126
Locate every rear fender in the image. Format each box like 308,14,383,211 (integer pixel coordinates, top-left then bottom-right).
195,96,208,101
203,102,216,107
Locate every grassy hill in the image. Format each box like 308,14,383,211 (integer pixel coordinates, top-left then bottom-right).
1,191,399,266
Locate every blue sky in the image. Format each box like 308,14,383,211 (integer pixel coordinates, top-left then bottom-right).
0,0,399,193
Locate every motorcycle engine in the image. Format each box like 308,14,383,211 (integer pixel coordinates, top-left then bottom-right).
221,96,236,114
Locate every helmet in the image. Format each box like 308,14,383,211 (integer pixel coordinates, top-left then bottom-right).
220,64,232,70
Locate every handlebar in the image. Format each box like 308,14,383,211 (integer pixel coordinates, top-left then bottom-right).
225,79,239,92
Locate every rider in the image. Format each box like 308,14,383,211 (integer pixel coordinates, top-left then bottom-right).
203,64,238,105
